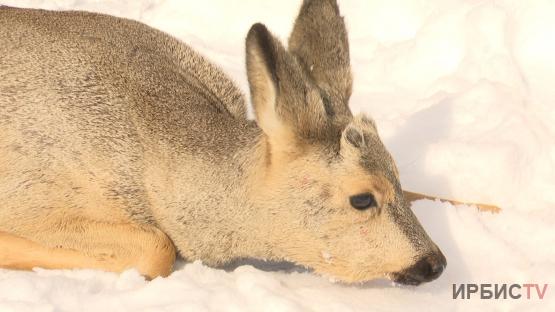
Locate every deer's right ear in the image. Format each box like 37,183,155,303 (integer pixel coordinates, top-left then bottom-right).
246,23,295,150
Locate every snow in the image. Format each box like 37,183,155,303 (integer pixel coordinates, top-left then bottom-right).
1,0,554,311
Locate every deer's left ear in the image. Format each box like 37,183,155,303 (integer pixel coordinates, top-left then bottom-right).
246,23,333,153
246,23,294,151
288,0,353,118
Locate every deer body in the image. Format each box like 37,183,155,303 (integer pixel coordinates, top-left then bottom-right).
0,2,446,285
0,6,264,269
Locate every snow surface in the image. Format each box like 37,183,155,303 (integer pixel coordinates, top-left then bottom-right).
0,0,554,311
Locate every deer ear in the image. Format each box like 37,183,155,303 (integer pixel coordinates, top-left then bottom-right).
289,0,352,118
246,23,296,150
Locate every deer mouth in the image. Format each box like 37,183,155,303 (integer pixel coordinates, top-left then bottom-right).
389,251,447,286
389,259,446,286
389,272,428,286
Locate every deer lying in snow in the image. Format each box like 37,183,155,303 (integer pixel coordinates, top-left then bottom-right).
0,1,498,285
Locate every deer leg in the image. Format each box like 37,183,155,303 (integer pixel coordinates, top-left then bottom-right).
0,220,176,279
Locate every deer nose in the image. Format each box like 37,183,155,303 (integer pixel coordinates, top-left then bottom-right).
407,250,447,282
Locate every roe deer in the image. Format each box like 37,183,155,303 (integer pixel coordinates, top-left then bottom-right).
0,1,502,285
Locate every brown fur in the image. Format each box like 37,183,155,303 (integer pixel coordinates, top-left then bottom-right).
0,1,449,283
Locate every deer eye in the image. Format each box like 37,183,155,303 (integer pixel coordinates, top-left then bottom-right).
349,193,377,210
